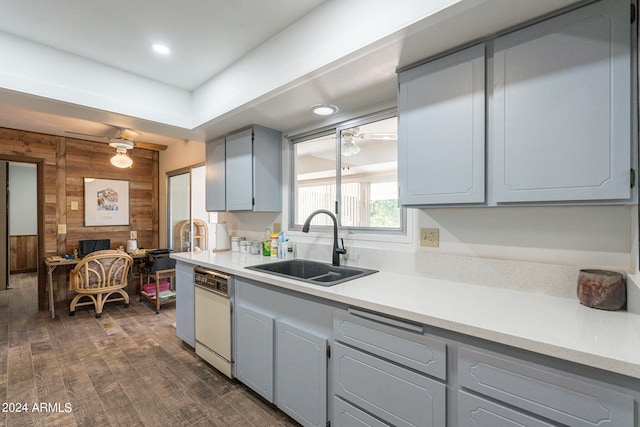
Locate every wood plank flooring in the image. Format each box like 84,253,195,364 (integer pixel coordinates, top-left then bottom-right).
0,273,299,427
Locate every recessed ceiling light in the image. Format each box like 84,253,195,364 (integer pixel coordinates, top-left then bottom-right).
311,104,338,116
152,43,171,55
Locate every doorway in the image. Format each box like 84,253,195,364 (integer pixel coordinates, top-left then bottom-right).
167,164,215,253
0,155,44,310
1,161,39,290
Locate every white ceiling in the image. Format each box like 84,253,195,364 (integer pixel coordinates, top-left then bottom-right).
0,0,584,149
0,0,326,90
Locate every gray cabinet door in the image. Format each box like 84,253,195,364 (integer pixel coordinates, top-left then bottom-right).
175,262,194,347
205,137,226,211
492,0,632,203
333,310,446,380
458,346,634,426
333,396,391,427
235,304,274,402
275,319,327,427
225,128,254,211
458,391,555,427
398,43,485,205
252,125,283,212
333,342,446,427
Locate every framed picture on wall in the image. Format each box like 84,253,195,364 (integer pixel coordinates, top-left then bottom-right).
84,178,130,226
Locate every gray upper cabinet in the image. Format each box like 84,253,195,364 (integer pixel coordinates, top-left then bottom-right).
398,43,486,206
206,125,282,212
205,137,225,212
492,0,633,203
225,129,254,211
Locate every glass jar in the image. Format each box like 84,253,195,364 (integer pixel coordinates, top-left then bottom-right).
250,240,260,255
231,236,244,252
239,240,250,254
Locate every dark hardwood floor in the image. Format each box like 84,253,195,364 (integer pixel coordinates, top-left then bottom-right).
0,273,299,426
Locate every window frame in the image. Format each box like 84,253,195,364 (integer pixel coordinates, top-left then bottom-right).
289,108,405,235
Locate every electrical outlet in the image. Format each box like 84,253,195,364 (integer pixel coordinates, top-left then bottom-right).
130,231,137,240
420,228,439,247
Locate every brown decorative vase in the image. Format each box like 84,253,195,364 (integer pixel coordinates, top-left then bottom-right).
577,269,626,311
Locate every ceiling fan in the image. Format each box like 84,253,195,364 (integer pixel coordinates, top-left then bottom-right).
340,127,397,156
66,126,168,168
65,126,168,151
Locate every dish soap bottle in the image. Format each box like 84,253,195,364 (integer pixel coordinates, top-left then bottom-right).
262,227,272,256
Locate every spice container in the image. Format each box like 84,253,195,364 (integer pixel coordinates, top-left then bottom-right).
270,233,279,257
239,240,250,254
231,236,245,252
250,241,260,255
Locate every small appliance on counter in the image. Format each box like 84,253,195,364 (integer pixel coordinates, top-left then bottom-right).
126,239,137,253
214,223,230,251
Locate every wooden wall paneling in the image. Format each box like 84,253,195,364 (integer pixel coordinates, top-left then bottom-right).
9,235,38,272
0,127,160,309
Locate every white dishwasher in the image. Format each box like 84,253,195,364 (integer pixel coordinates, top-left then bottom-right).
194,266,233,378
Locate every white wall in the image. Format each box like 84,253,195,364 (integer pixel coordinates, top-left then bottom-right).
8,162,37,236
191,165,215,251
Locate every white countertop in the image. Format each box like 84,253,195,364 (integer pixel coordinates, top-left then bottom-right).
172,250,640,380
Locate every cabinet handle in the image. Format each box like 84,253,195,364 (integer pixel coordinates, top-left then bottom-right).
348,308,424,333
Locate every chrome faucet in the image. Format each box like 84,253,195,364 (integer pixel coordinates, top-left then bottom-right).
302,209,346,266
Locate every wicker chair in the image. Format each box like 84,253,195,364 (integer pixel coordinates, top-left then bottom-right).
69,250,133,318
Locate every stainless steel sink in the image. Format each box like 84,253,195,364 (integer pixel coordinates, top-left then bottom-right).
246,259,377,286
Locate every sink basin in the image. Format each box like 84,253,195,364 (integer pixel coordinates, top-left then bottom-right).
246,259,377,286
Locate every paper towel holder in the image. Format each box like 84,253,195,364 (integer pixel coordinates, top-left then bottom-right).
214,223,230,251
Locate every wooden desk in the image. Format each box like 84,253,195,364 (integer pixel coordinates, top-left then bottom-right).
44,252,146,318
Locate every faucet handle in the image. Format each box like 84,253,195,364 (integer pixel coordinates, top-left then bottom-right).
336,238,347,255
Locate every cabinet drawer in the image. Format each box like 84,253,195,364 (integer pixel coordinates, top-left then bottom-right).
459,391,554,427
333,310,446,380
458,346,634,426
333,397,391,427
333,342,446,427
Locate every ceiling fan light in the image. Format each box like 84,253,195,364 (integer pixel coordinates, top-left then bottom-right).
110,152,133,168
311,104,338,116
341,140,360,157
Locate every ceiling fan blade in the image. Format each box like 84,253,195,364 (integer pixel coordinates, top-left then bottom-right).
134,141,168,151
64,131,108,140
119,128,141,141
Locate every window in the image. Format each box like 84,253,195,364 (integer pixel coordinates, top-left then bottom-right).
291,110,402,232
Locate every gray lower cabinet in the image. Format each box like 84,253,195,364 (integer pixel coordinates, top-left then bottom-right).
235,304,274,402
333,397,391,427
332,310,447,426
275,319,327,427
234,277,334,427
175,261,194,347
458,391,555,427
458,346,635,426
